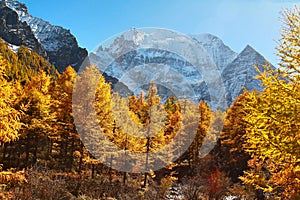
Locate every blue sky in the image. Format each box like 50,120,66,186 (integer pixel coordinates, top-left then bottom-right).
21,0,299,65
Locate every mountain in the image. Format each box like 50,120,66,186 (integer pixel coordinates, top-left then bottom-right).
89,29,272,109
0,0,87,72
190,33,238,71
221,45,269,106
0,1,272,108
89,28,217,105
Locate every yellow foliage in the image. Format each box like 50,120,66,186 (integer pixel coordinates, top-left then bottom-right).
0,170,27,185
241,6,300,199
0,56,22,144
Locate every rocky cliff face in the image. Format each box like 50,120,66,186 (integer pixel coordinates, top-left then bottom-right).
1,0,87,72
0,6,46,57
221,45,269,106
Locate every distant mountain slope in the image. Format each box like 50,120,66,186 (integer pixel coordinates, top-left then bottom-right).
1,0,87,72
190,33,238,71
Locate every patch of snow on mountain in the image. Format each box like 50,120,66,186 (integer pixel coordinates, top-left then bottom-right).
7,43,20,53
122,28,146,45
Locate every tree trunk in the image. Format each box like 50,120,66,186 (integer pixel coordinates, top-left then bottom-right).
91,164,95,179
25,133,30,166
143,136,150,188
2,142,7,163
33,133,38,164
109,154,113,184
123,171,127,186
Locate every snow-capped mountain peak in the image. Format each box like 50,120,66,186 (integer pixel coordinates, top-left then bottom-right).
88,30,272,109
2,0,87,72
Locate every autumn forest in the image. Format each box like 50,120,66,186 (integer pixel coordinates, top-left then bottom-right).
0,7,299,200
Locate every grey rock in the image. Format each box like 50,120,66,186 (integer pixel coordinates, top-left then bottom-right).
0,6,47,57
